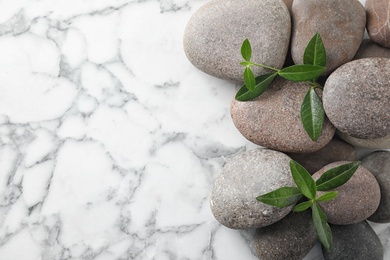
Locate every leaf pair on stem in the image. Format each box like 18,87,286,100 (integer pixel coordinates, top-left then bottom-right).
257,160,361,251
238,33,326,141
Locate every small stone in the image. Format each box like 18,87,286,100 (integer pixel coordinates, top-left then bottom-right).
253,211,317,260
287,138,356,174
183,0,290,83
313,161,381,225
354,39,390,60
291,0,365,74
231,77,335,153
323,58,390,139
210,148,294,229
366,0,390,48
362,151,390,223
323,221,383,260
338,131,390,149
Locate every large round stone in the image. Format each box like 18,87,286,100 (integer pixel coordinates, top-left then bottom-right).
313,161,381,225
287,138,356,174
362,151,390,223
210,148,294,229
323,58,390,139
354,39,390,60
253,211,317,260
231,77,335,153
323,221,383,260
366,0,390,48
183,0,290,83
291,0,365,74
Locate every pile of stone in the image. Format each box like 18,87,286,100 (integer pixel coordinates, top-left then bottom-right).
184,0,390,259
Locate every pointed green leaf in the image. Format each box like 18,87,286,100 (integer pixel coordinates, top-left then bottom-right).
241,39,252,62
290,160,317,200
293,200,313,212
243,67,256,91
317,191,338,202
256,186,302,208
312,202,332,251
235,73,277,101
304,33,327,68
278,65,325,82
300,87,325,141
316,161,361,191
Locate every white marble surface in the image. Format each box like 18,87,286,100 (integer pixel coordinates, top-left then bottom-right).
0,0,388,259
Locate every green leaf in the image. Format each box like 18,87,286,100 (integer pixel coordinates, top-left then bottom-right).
300,87,325,141
290,160,317,200
235,73,277,101
293,200,313,212
316,161,361,191
304,33,326,68
312,202,332,251
240,61,253,66
256,186,303,208
243,67,256,91
317,191,338,202
241,39,252,62
278,65,325,82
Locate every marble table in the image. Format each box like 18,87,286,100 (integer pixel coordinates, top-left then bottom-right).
0,0,388,259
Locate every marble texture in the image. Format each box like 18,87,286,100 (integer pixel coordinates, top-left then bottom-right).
0,0,388,260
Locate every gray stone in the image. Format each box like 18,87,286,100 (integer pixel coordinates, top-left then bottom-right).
323,58,390,139
210,148,294,229
231,77,335,153
282,0,293,12
323,221,383,260
354,39,390,60
313,161,381,225
291,0,365,75
366,0,390,48
288,138,356,174
338,131,390,149
253,211,317,260
183,0,290,83
362,151,390,223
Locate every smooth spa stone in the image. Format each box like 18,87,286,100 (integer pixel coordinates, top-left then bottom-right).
253,211,317,260
231,77,335,153
354,39,390,60
287,138,356,174
366,0,390,48
362,151,390,223
313,161,381,225
210,148,295,229
183,0,290,82
323,221,383,260
291,0,365,74
323,58,390,139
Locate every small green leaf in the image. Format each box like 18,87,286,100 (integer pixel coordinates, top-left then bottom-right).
241,39,252,62
317,191,338,202
293,200,313,212
300,87,325,141
243,67,256,91
312,202,332,251
256,186,302,208
304,33,327,68
316,161,361,191
278,65,325,82
235,73,277,101
290,160,317,200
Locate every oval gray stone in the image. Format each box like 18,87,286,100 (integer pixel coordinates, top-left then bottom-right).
323,221,383,260
338,131,390,149
231,77,335,153
362,151,390,223
253,211,317,260
366,0,390,48
291,0,365,75
210,148,294,229
183,0,290,83
287,138,356,174
354,39,390,60
313,161,381,225
323,58,390,139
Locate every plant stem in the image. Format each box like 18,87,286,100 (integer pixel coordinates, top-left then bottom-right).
252,63,280,72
